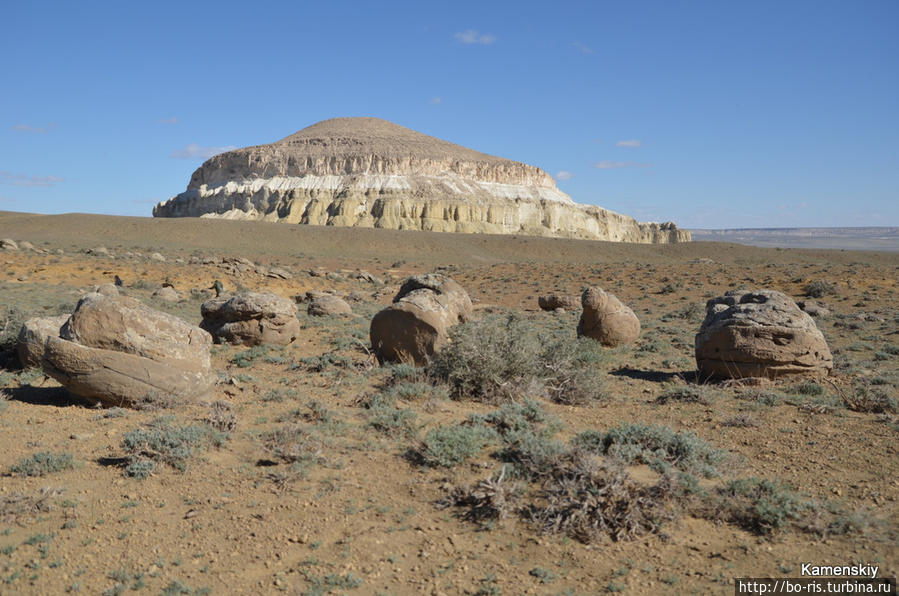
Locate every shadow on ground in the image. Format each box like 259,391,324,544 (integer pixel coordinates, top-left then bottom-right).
610,367,698,384
8,385,89,408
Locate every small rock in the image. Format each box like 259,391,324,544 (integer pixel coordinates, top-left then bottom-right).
149,252,166,262
0,238,19,251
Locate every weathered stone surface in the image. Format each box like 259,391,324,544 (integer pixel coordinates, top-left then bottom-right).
41,293,214,407
154,118,689,244
577,287,640,347
201,292,299,346
307,294,352,317
0,238,18,251
17,315,69,368
797,300,831,318
94,283,119,297
538,295,580,311
695,289,833,380
370,273,472,365
152,287,180,302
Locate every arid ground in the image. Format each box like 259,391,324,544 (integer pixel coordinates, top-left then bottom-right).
0,211,896,595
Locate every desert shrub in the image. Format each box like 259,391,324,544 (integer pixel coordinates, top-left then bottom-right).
429,314,606,404
0,305,27,355
722,414,760,427
131,391,181,410
365,381,450,409
293,352,354,372
417,424,498,467
708,478,808,535
842,382,897,414
526,457,679,543
231,346,270,368
655,385,717,405
260,424,323,464
438,466,523,527
804,280,837,298
662,302,703,322
793,381,824,396
9,452,75,477
738,388,787,406
367,405,418,438
204,401,237,433
466,399,559,441
572,423,726,478
121,418,219,479
1,488,59,526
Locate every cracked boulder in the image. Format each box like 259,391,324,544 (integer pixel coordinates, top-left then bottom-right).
695,289,833,380
200,292,300,346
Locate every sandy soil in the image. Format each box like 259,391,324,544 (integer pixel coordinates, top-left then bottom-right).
0,212,896,595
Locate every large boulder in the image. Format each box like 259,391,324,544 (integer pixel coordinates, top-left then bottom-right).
577,287,640,347
695,289,833,380
41,293,214,407
17,315,69,368
370,273,473,365
200,292,300,346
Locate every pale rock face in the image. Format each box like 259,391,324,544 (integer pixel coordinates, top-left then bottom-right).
154,118,689,244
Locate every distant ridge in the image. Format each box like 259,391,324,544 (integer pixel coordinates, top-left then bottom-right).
690,227,899,251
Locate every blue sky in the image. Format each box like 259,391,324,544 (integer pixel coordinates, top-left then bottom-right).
2,0,896,228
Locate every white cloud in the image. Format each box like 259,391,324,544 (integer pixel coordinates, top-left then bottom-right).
12,123,55,134
594,161,651,169
555,170,573,181
572,42,594,54
170,144,237,159
615,139,642,147
429,96,443,105
0,171,64,186
454,29,496,45
158,117,178,124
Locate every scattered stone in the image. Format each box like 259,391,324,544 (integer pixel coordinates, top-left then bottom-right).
538,295,580,312
307,294,352,317
152,287,180,302
577,287,641,347
149,252,166,262
1,238,19,251
695,289,833,380
200,292,300,346
17,314,70,368
797,301,831,318
346,291,367,303
355,271,384,285
370,273,472,365
19,241,35,251
94,284,119,297
267,267,293,280
41,293,214,407
87,246,110,256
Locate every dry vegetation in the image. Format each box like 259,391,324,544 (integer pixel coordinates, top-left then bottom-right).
0,212,896,595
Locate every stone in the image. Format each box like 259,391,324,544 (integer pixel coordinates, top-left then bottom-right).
200,292,300,346
267,267,293,280
577,287,640,347
94,283,119,297
370,273,472,365
152,287,180,302
149,252,166,262
19,241,35,251
538,295,580,311
0,238,18,251
153,117,689,244
17,314,69,368
307,294,352,317
41,293,214,407
88,246,109,256
796,301,831,318
695,289,833,380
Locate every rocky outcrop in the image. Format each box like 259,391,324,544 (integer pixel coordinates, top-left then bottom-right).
154,118,689,244
695,289,833,380
577,287,641,347
201,292,300,346
370,273,473,365
41,293,214,407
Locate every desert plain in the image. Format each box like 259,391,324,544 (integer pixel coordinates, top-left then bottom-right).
0,210,896,595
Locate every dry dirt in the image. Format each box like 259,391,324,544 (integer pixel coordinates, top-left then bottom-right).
0,211,896,595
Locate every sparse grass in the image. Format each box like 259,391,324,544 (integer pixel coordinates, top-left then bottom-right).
299,571,362,596
204,401,237,433
841,381,898,414
573,423,727,477
655,385,717,405
9,452,75,477
121,417,221,479
0,488,61,523
706,477,808,535
367,405,418,438
230,345,271,368
261,424,323,465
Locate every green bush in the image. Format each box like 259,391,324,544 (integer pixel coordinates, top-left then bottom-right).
9,452,75,477
573,423,726,478
418,425,498,467
429,314,606,404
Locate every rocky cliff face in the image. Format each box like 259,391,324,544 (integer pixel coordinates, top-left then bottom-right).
154,118,690,243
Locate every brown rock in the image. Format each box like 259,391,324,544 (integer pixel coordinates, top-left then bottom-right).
538,295,579,311
17,314,69,368
307,294,352,317
695,289,833,380
201,292,300,346
577,287,640,346
370,273,472,365
152,287,180,302
41,293,214,407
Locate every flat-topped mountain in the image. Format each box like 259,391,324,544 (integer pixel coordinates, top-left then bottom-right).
153,117,689,243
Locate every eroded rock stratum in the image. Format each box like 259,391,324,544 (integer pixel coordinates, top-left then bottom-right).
154,117,690,243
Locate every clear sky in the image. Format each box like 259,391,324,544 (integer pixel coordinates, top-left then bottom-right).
1,0,896,229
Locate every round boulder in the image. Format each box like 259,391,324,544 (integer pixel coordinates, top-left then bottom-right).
152,287,180,302
17,314,70,368
201,292,300,346
370,273,472,365
695,289,833,380
41,293,214,407
577,287,640,347
307,293,352,317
